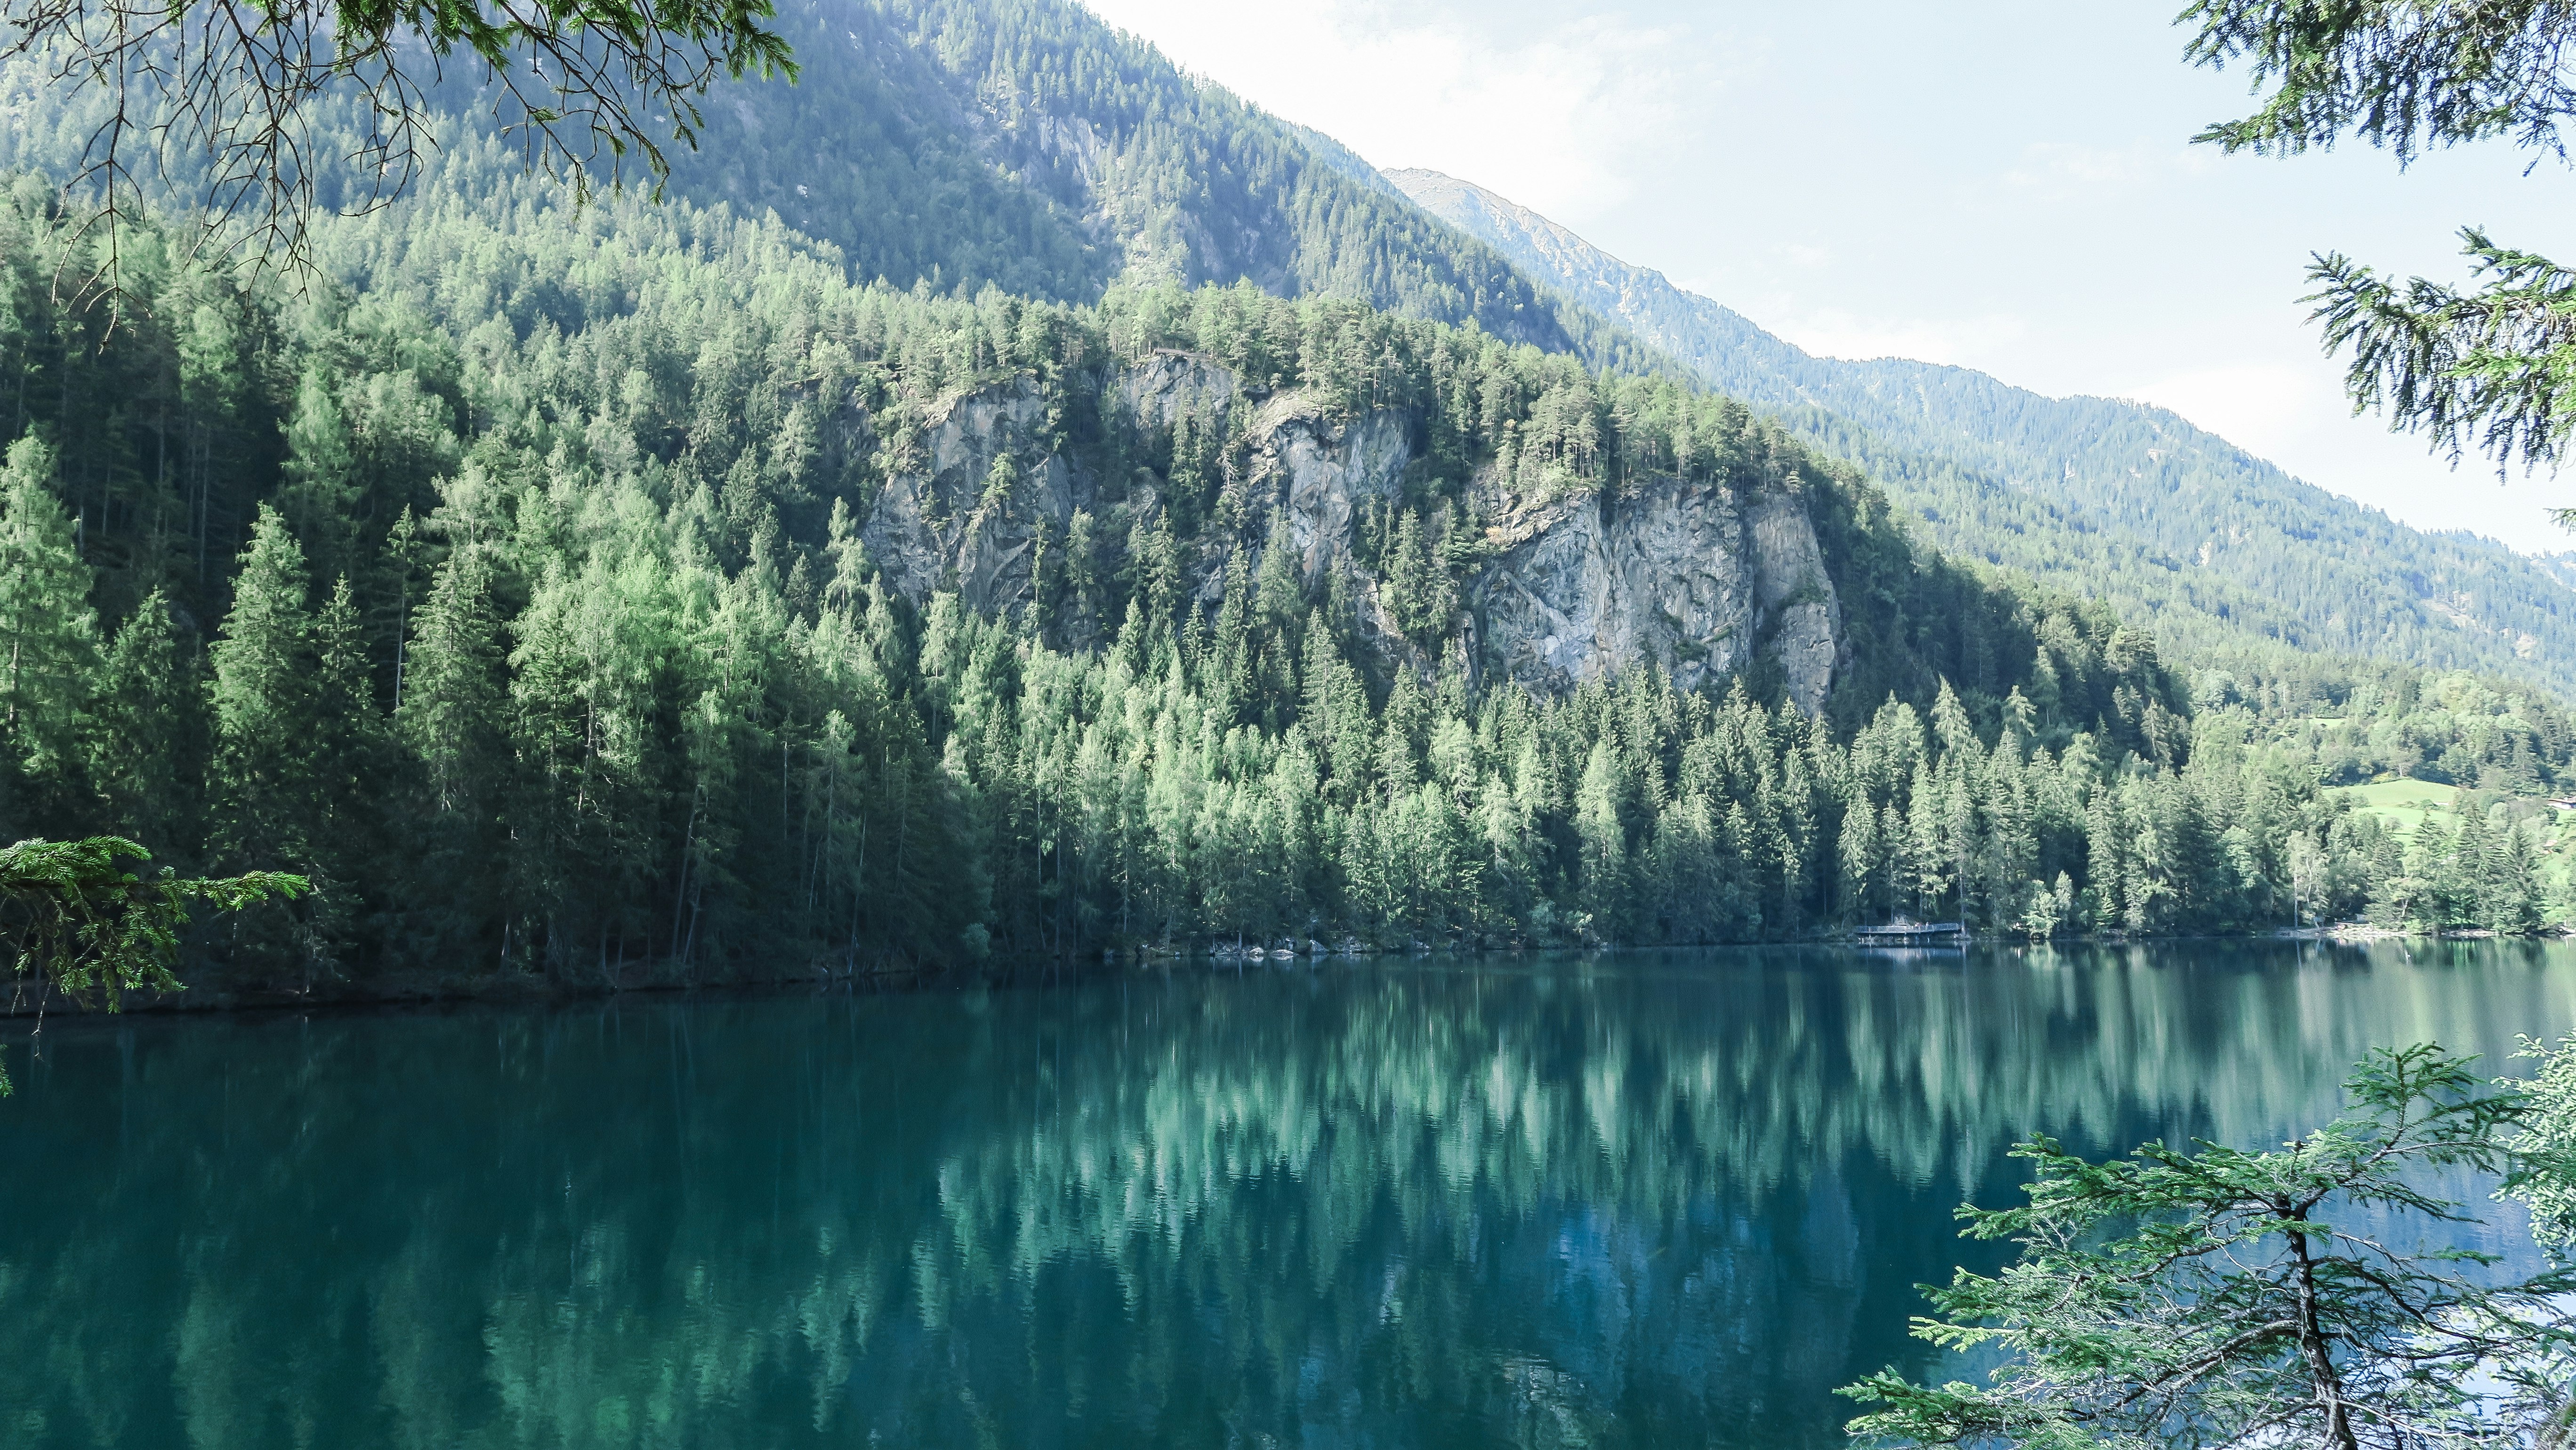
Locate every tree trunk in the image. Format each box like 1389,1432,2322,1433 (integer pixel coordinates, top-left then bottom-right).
2286,1213,2360,1450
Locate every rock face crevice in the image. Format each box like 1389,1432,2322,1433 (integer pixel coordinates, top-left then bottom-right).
1471,479,1848,713
1239,398,1411,588
856,362,1852,711
860,379,1087,619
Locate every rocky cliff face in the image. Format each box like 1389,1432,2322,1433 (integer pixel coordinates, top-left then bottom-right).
858,356,1852,711
1471,479,1847,713
860,379,1078,619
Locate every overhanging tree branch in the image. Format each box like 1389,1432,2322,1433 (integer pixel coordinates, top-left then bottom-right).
2183,0,2576,163
2183,1,2576,494
2307,230,2576,479
1,0,796,290
0,836,306,1091
1841,1044,2576,1448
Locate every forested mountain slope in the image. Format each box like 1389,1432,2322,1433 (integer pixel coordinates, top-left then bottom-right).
0,0,2568,989
3,162,2258,979
8,0,2566,703
0,0,1630,361
13,0,2559,702
1387,167,2576,700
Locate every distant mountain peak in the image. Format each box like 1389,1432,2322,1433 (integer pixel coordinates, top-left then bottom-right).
1384,167,1757,335
1385,168,1642,270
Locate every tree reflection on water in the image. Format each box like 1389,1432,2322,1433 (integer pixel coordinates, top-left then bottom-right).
0,941,2566,1449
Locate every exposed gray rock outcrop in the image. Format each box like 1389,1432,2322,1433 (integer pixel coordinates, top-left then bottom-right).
1238,397,1409,586
859,379,1084,619
1118,351,1240,430
1472,479,1849,713
858,362,1851,711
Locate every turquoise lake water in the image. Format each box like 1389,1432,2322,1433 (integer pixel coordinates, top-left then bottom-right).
3,941,2570,1448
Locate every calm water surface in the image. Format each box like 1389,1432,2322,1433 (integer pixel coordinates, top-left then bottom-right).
3,941,2572,1449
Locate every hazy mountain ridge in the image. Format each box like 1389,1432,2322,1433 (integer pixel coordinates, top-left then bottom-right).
1386,166,2576,698
653,0,1606,354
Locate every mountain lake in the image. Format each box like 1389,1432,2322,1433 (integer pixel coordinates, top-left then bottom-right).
2,940,2568,1449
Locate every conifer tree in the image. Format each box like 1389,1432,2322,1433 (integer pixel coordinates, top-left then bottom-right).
208,505,316,873
401,547,507,820
88,591,201,855
1574,739,1626,934
0,436,99,826
2496,820,2546,934
1844,1046,2576,1448
1839,793,1880,920
278,371,358,577
306,577,385,881
1254,511,1303,629
396,543,510,955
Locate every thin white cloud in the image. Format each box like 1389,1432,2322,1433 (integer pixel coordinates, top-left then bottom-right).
2004,141,2193,192
1079,0,1739,220
2124,361,2327,458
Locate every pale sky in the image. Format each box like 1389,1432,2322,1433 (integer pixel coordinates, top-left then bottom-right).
1080,0,2576,551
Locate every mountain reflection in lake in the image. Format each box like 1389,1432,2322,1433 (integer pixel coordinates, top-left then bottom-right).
3,942,2570,1449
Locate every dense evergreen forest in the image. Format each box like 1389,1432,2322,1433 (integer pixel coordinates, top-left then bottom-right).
3,137,2570,994
8,0,2567,693
0,0,1647,365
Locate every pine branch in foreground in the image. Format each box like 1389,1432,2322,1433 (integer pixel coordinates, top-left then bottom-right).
0,836,306,1091
1842,1044,2576,1450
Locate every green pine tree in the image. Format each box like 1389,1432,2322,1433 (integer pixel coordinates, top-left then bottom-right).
208,504,316,874
0,435,100,826
87,590,201,855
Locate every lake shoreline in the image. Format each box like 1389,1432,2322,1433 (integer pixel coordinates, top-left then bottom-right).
8,923,2561,1021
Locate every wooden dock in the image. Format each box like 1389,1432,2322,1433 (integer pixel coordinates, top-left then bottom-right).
1852,920,1969,946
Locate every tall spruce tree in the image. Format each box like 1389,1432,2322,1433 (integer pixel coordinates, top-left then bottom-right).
299,575,386,963
208,505,316,873
87,591,202,857
396,543,510,957
0,435,99,831
277,371,360,580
